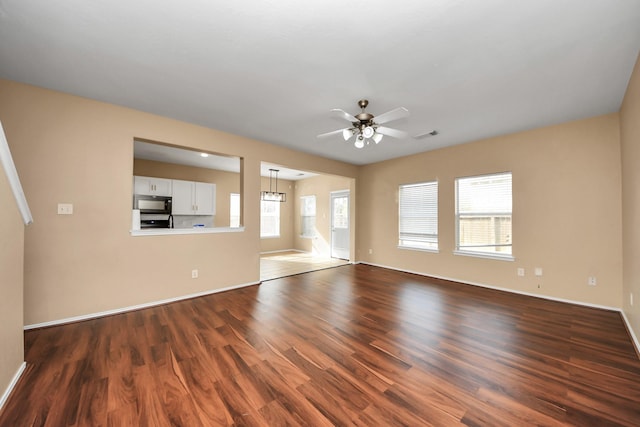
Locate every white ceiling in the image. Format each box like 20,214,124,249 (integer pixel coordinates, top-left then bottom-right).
1,1,639,166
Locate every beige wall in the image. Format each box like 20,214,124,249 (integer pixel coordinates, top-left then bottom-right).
0,143,25,404
0,69,636,374
357,113,623,308
133,158,240,227
259,176,295,253
293,174,355,257
621,53,640,341
0,78,357,326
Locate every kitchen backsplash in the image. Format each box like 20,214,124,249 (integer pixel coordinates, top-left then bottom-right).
173,215,215,229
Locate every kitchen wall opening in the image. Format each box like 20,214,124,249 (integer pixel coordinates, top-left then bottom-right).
132,139,242,233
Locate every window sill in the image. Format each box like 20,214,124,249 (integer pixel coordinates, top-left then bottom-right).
131,227,244,236
454,250,514,261
398,245,439,254
260,235,281,239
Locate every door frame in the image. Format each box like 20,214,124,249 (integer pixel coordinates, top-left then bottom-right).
330,190,350,260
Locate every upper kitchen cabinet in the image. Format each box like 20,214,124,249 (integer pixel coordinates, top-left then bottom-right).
172,179,216,215
134,176,172,196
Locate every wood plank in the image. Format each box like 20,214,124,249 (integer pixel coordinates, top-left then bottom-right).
2,264,640,425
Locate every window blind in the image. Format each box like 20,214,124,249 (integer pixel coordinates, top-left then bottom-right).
398,181,438,250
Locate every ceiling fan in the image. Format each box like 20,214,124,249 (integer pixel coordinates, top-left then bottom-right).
317,99,409,148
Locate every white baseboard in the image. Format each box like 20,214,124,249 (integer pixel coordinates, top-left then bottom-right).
0,361,26,412
357,260,640,356
22,260,640,359
24,281,260,330
260,249,304,255
620,310,640,358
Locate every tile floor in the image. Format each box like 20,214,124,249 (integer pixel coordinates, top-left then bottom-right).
260,251,350,281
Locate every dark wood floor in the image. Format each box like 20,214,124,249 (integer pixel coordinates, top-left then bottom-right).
1,264,640,426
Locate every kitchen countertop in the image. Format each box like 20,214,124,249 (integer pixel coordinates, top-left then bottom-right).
131,226,244,236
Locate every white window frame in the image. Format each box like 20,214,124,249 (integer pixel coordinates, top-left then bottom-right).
398,181,438,252
300,195,316,238
230,193,240,228
455,172,513,260
260,200,280,238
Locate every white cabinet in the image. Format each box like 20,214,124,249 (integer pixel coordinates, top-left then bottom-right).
134,176,172,196
172,179,216,215
194,182,216,215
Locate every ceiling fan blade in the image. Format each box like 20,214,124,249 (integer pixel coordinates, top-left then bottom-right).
317,128,350,138
374,107,409,125
376,126,408,139
413,130,439,139
331,108,359,123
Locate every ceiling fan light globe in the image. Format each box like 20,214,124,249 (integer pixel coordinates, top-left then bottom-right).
355,139,365,149
372,133,383,144
342,129,353,141
362,126,375,139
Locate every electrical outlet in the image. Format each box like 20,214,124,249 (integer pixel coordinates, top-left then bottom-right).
588,276,597,286
534,268,543,277
517,268,525,277
57,203,73,215
191,269,198,279
369,249,373,255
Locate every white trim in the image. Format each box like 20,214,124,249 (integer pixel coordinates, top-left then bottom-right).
19,257,640,359
0,121,33,225
0,361,26,412
131,226,244,236
398,245,439,254
24,280,260,330
358,260,620,312
330,190,350,260
357,262,640,357
453,250,515,262
620,310,640,358
260,249,304,255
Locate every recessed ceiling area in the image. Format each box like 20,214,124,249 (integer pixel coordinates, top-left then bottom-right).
134,140,317,180
2,1,640,165
133,140,240,173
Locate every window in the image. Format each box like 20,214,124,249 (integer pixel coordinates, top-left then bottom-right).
455,172,512,258
260,200,280,237
300,195,316,238
398,181,438,250
230,193,240,228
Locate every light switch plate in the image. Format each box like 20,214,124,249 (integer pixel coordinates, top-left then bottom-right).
534,268,543,277
57,203,73,215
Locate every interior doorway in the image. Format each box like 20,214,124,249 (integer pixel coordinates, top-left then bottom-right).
258,164,353,281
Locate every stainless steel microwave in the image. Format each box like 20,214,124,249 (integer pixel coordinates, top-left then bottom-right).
133,194,172,214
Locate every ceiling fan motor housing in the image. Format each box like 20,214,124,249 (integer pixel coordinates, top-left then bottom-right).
354,113,374,123
355,99,374,123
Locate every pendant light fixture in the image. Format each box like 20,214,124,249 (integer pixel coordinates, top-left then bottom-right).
261,168,286,202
